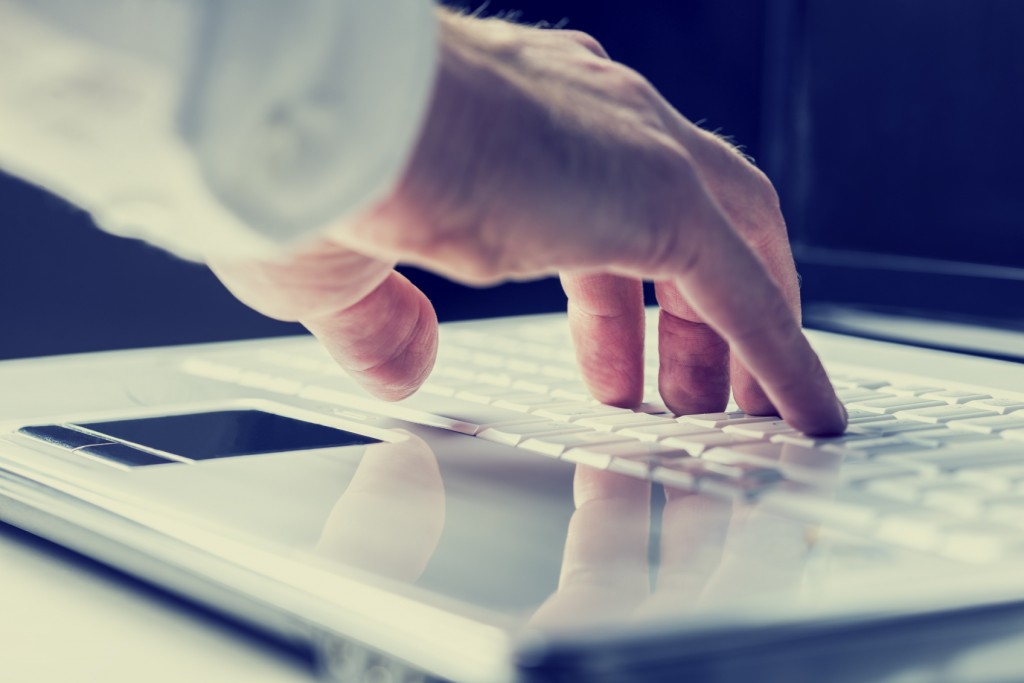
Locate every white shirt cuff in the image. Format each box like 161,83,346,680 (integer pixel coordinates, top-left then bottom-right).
0,0,438,261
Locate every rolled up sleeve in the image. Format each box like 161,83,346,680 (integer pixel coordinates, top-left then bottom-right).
0,0,437,261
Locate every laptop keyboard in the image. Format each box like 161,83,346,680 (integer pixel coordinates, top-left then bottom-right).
182,320,1024,565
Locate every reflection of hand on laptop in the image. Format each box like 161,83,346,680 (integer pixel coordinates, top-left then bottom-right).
530,452,841,629
209,11,846,436
315,433,445,582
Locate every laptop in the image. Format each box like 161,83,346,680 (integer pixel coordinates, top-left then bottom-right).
3,1,1024,681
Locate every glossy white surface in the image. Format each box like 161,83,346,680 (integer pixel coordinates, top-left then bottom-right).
0,523,312,683
2,314,1024,682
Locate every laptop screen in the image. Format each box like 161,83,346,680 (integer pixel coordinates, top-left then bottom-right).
764,0,1024,336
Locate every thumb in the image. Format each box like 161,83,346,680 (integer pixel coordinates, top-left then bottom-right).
209,242,437,401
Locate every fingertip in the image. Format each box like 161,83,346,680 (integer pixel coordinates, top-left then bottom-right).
307,271,439,403
788,393,848,437
581,369,644,410
831,397,850,434
355,288,439,402
660,388,729,418
561,273,646,409
730,376,777,418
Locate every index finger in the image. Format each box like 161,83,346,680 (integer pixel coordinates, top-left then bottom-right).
667,194,846,436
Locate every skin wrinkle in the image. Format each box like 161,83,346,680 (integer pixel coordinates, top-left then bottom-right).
563,273,644,407
209,246,394,323
349,304,435,398
307,272,437,399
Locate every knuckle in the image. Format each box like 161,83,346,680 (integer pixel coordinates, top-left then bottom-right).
424,234,508,285
561,29,609,58
609,63,656,105
747,165,782,212
636,146,708,275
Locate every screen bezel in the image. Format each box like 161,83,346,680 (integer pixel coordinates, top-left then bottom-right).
761,0,1024,347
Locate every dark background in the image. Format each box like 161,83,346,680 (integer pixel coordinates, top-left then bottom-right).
0,1,767,360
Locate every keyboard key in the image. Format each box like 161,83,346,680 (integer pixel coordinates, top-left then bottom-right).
419,377,477,397
471,351,506,368
539,364,578,380
435,346,473,363
920,390,993,405
510,376,559,393
822,438,933,458
574,413,676,432
830,376,891,390
635,402,673,415
549,383,594,402
434,364,478,381
616,422,719,442
847,397,946,414
520,430,633,457
903,429,1002,448
489,393,563,412
454,384,508,404
722,420,797,438
880,384,946,397
662,431,762,455
880,442,1024,475
893,404,997,424
678,412,779,429
844,410,899,424
835,388,892,403
442,330,488,347
966,398,1024,415
771,432,876,448
475,371,515,387
533,403,627,422
505,358,542,375
848,419,946,437
948,413,1024,434
478,422,589,446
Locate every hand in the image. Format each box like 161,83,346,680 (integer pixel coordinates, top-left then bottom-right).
210,11,845,435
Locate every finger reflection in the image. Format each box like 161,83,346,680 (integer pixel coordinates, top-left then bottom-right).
531,467,651,630
535,445,845,629
316,432,445,582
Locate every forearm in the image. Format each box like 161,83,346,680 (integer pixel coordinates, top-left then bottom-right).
0,0,437,260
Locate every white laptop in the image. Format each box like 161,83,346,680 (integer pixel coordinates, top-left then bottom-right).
3,3,1024,682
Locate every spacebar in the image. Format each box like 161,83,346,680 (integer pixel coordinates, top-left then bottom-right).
298,385,520,435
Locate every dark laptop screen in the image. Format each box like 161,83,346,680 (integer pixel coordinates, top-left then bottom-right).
764,0,1024,332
